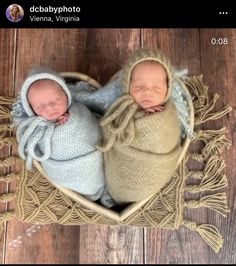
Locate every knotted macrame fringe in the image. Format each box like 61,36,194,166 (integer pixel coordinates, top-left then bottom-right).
0,125,14,137
0,106,17,149
0,105,12,119
0,192,17,203
0,173,20,182
0,156,20,168
185,156,228,193
0,137,17,149
0,96,16,105
0,96,18,236
0,211,16,236
182,75,231,253
184,75,232,125
182,220,224,253
194,128,232,159
184,192,229,217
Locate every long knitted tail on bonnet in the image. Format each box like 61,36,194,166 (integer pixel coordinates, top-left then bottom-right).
97,94,138,152
16,116,55,169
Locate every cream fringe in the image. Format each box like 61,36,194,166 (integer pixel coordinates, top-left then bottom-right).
0,99,18,236
194,128,232,159
185,156,228,193
184,192,229,217
184,75,232,125
182,220,224,253
183,75,231,253
0,173,20,182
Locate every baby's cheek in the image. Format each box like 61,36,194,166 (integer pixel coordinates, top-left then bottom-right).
62,103,68,112
37,112,48,120
129,89,135,97
134,97,143,107
130,89,139,99
33,109,43,116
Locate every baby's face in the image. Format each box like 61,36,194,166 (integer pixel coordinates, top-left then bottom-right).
129,61,168,109
27,79,68,121
12,5,18,12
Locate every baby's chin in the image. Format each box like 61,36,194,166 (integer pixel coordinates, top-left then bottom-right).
45,112,62,121
139,101,160,109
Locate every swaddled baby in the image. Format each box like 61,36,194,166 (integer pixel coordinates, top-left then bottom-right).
98,49,182,205
12,67,114,207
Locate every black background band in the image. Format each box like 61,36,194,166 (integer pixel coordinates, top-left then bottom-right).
0,0,234,28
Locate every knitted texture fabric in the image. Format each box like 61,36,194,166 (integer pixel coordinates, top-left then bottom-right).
0,73,232,254
171,78,196,139
70,71,123,115
100,97,182,204
39,103,106,200
10,68,108,202
98,50,182,204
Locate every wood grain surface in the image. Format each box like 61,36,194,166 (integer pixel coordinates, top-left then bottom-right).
0,28,235,264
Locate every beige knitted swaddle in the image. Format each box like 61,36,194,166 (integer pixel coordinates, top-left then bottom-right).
99,49,182,204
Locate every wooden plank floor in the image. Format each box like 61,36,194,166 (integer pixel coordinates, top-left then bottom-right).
0,29,235,263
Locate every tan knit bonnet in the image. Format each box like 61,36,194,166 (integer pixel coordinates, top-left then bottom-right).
122,49,174,103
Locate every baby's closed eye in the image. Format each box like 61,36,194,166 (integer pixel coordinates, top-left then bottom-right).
34,100,60,112
153,87,162,91
132,84,144,91
34,104,45,112
55,97,62,102
135,86,143,90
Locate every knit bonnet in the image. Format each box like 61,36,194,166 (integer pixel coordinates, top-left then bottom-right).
122,49,174,103
20,67,72,117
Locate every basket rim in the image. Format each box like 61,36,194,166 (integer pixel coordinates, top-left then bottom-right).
34,74,194,222
60,71,102,90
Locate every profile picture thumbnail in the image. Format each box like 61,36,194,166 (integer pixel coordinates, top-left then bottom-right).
6,4,24,22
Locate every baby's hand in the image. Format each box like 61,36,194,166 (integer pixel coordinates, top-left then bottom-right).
57,113,70,125
144,105,165,115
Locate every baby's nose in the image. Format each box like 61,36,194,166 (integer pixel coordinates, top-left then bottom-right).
46,104,55,111
143,88,151,95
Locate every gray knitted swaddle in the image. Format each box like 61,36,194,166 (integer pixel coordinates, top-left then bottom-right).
39,103,106,200
12,67,113,205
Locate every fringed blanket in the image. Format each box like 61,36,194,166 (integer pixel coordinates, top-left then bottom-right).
0,75,232,253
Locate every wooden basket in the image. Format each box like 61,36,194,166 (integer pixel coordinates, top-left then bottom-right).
33,72,194,222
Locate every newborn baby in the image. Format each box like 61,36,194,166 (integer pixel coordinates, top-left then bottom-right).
99,49,182,205
13,67,114,207
27,79,70,125
129,60,167,114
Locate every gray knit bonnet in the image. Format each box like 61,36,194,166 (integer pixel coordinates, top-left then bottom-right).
20,67,72,116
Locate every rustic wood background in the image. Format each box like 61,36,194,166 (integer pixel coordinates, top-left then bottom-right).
0,29,235,263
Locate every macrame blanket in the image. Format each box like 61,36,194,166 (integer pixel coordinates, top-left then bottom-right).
0,75,232,253
99,97,182,204
16,102,106,201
